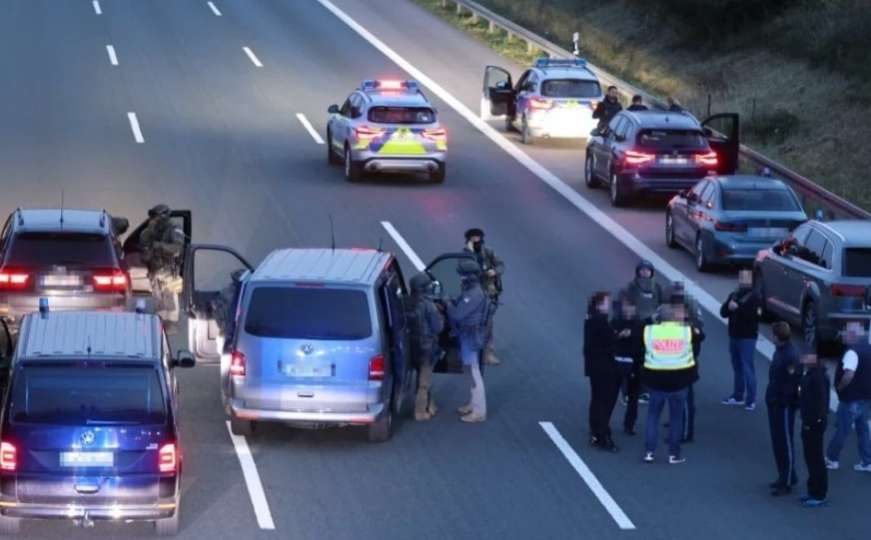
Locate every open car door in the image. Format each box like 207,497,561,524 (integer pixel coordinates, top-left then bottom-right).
702,113,740,175
182,244,254,364
424,252,477,374
122,210,192,293
481,65,514,120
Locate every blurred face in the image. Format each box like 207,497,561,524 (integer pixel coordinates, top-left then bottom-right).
672,303,686,322
621,301,636,319
598,296,611,315
843,321,865,344
632,98,642,106
800,353,818,366
738,269,753,288
607,87,618,100
638,267,653,279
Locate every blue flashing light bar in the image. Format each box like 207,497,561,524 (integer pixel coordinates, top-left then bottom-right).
534,57,586,68
361,79,420,92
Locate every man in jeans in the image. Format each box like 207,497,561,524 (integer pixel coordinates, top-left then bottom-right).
720,269,761,411
642,302,699,464
825,321,871,473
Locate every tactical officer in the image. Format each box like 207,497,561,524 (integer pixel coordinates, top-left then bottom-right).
625,260,663,324
463,228,505,366
825,321,871,472
766,322,801,496
798,351,830,507
409,272,446,421
140,204,183,276
447,259,490,423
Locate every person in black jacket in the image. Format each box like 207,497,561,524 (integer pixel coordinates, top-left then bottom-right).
766,322,801,495
627,95,648,112
611,293,645,435
720,269,762,410
584,291,622,452
593,86,622,130
798,350,830,507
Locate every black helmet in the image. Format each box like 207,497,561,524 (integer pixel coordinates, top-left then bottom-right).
410,272,433,292
457,259,482,276
148,204,171,219
635,259,655,277
464,228,485,241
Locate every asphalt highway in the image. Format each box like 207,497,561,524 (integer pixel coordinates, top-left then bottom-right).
0,1,867,539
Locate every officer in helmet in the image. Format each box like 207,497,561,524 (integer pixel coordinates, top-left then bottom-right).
447,259,491,423
140,204,182,276
463,228,505,366
409,272,445,421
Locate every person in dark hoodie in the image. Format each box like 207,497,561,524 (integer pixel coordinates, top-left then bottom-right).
798,350,830,507
611,292,645,435
766,322,801,496
584,291,622,451
593,86,623,130
625,260,664,324
720,269,762,410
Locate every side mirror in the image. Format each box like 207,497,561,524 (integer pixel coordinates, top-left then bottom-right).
174,350,196,369
111,217,129,236
327,104,339,114
590,127,602,137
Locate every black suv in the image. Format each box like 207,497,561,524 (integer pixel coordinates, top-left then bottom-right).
584,111,739,206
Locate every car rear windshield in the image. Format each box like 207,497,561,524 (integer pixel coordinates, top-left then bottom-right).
244,287,371,340
722,189,801,211
368,107,435,124
6,232,115,267
540,79,601,98
10,365,166,425
843,248,871,278
637,129,707,149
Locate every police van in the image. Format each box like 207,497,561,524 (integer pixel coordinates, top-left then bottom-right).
326,79,448,183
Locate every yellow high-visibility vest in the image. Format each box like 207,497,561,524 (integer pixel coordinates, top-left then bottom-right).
643,322,695,371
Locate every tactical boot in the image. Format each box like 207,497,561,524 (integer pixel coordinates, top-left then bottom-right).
460,413,486,423
457,404,473,415
414,410,433,421
484,351,501,366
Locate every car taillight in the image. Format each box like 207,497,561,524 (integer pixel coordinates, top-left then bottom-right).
695,151,718,168
832,284,867,297
529,97,552,110
158,443,177,473
422,128,447,142
624,150,655,167
0,442,16,472
368,354,385,381
714,221,748,232
93,269,128,292
229,350,246,377
0,269,30,290
354,125,385,139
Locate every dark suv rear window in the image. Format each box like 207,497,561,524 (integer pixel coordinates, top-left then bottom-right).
368,107,435,124
10,365,166,425
843,248,871,278
541,79,601,98
638,129,707,149
6,232,115,266
722,189,801,211
244,287,371,340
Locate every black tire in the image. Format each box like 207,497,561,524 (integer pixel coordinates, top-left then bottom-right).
584,154,600,188
802,301,819,353
695,235,711,272
368,406,393,443
326,130,340,165
0,515,20,535
665,211,677,248
344,146,363,182
521,116,533,145
609,172,628,207
154,506,180,537
230,414,255,437
430,163,445,183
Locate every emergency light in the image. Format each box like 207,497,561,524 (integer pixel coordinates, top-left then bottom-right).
361,79,420,92
534,57,586,69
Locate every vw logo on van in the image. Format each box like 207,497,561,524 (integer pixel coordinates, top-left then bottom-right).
80,431,96,446
300,344,315,355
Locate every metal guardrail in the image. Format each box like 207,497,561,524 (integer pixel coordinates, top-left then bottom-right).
441,0,870,220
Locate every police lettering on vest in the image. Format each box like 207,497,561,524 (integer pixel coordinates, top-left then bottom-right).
644,323,695,371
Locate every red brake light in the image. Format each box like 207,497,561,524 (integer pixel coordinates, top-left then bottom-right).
422,128,447,142
229,351,246,377
529,97,552,110
0,269,30,290
368,354,385,381
93,270,128,292
355,125,385,139
832,284,866,297
0,441,16,472
714,221,748,232
695,150,718,168
624,150,655,167
158,443,177,473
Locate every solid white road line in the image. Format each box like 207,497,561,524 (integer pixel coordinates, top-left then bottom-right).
225,422,276,530
92,0,102,15
127,112,145,144
381,222,426,271
242,46,263,67
106,45,118,66
315,0,775,358
207,1,222,16
540,422,636,530
296,113,325,144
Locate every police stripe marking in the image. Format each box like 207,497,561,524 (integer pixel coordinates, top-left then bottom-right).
296,113,324,144
243,46,263,67
225,422,275,530
540,422,636,530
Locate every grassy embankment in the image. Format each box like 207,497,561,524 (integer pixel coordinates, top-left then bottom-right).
412,0,871,212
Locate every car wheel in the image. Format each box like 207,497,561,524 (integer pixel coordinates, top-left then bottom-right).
368,406,393,443
521,116,533,145
695,235,711,272
802,301,819,352
0,515,20,535
609,171,628,207
430,163,446,183
584,154,600,188
154,505,180,537
230,414,255,437
665,211,677,249
326,130,340,165
344,146,363,182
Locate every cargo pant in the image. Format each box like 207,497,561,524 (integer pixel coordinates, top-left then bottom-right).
414,348,438,420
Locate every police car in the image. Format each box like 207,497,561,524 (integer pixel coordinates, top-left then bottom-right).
481,58,603,144
326,80,447,183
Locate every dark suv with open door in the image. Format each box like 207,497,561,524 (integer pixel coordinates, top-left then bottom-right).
584,110,740,206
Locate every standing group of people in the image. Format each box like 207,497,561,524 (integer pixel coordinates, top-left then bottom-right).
592,85,683,131
408,228,504,424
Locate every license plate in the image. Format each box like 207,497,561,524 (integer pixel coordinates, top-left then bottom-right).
284,363,332,378
42,275,82,287
60,451,114,468
659,156,688,165
748,227,788,238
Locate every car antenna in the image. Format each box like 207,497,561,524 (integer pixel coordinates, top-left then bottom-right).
329,214,336,252
59,189,65,229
